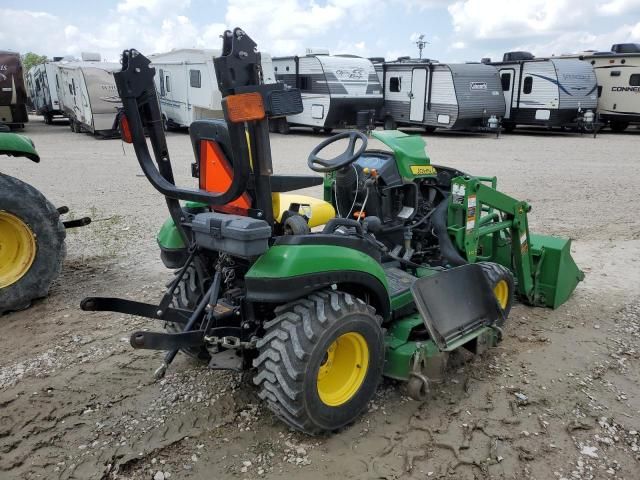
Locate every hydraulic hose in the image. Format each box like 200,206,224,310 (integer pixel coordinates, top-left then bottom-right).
432,199,468,267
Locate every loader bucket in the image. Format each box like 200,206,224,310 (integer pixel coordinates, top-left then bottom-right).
529,234,584,309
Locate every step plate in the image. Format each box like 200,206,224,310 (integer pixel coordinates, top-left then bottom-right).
410,264,503,351
384,266,417,297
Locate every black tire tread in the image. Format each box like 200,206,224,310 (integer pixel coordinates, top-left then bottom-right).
253,290,382,435
0,174,66,315
477,261,515,321
165,265,210,361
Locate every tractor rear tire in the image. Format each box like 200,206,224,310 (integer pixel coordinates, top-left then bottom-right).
165,264,212,361
478,262,515,324
254,290,384,435
0,174,66,315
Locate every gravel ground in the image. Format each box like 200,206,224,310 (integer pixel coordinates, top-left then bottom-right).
1,117,639,480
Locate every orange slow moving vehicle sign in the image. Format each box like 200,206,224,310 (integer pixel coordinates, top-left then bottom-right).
199,139,252,214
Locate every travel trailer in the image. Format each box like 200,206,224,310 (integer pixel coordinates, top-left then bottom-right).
0,51,28,128
272,50,383,133
26,59,64,123
565,43,640,132
374,58,505,133
488,52,598,131
56,53,122,137
150,48,276,129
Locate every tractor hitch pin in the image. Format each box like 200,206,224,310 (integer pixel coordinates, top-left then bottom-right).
153,270,222,380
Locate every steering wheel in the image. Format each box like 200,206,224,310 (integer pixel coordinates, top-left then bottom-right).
307,131,368,173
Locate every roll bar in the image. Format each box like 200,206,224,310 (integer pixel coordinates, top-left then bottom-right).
114,49,251,206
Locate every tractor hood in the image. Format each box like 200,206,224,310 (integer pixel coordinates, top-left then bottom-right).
370,130,434,179
0,132,40,163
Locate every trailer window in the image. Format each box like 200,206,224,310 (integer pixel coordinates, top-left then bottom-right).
165,75,171,93
523,76,533,94
610,71,621,77
500,72,511,91
389,77,401,92
630,74,640,86
56,75,59,89
598,86,603,97
299,75,312,91
190,69,201,88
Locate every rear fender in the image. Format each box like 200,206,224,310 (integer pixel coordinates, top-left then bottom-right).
0,132,40,163
245,244,391,320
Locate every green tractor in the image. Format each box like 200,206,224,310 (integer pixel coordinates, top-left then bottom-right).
82,29,583,434
0,126,90,314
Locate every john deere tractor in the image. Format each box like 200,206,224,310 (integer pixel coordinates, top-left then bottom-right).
0,126,90,315
82,29,583,434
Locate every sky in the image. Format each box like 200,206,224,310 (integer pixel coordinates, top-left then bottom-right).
1,0,640,63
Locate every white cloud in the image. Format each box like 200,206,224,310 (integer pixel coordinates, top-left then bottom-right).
116,0,191,15
448,0,587,39
597,0,640,15
512,21,640,56
452,41,466,49
225,0,374,55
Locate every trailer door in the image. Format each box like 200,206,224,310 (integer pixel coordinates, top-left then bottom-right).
499,68,515,118
410,68,428,122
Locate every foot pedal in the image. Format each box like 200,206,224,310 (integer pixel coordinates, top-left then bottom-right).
410,264,503,351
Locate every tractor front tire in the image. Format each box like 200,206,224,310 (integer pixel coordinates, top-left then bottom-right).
478,262,515,325
165,264,212,361
254,290,384,435
0,174,66,315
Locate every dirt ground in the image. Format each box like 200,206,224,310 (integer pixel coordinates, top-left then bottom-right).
1,117,639,480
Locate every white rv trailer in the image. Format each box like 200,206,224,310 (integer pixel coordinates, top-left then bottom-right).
272,51,383,133
487,52,598,131
26,59,64,123
374,58,505,132
563,43,640,132
55,53,122,137
149,48,276,129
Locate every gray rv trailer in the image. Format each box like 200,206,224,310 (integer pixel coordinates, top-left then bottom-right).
562,43,640,132
488,52,598,131
26,60,64,123
374,58,505,132
55,55,122,137
0,51,29,128
272,52,383,133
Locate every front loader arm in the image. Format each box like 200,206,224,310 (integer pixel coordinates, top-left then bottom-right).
446,176,582,308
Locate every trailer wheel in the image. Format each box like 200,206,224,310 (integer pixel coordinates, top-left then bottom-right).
478,262,515,325
165,264,211,361
383,117,396,130
610,121,628,133
254,290,384,435
423,125,437,134
323,128,333,134
502,122,516,133
277,118,290,134
0,174,66,315
44,113,53,125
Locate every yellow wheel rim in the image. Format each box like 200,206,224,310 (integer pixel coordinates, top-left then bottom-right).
317,332,369,407
493,279,509,310
0,211,37,288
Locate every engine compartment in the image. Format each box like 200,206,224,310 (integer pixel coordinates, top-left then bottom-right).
332,151,468,265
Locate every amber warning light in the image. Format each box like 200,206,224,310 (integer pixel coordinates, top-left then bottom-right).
225,92,266,123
